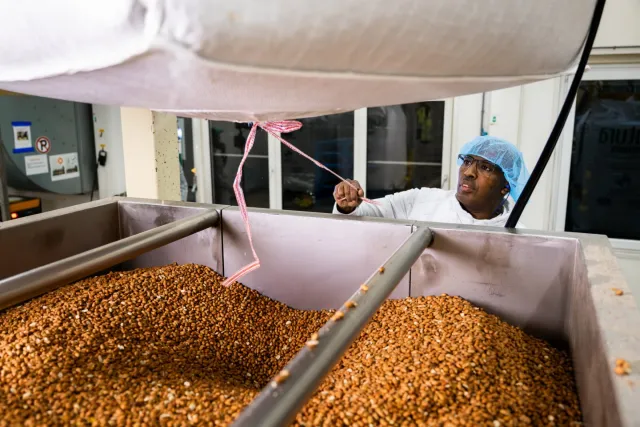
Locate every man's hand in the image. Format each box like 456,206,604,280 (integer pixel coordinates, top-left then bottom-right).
334,180,364,214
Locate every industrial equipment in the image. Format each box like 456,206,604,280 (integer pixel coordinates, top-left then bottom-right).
0,198,638,426
0,95,96,195
7,195,41,220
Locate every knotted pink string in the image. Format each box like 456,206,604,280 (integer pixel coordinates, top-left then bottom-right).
221,120,379,287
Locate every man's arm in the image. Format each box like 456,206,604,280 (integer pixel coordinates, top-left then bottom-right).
333,180,419,220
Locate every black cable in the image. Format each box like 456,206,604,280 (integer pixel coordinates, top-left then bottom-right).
505,0,607,228
89,163,98,201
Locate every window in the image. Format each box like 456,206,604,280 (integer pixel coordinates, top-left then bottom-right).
565,78,640,239
366,102,445,199
281,113,354,213
209,121,270,208
202,102,450,211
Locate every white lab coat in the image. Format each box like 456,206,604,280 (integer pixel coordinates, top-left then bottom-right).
333,187,523,228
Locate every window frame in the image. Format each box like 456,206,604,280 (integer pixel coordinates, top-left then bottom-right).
351,99,454,196
192,118,213,204
204,100,454,210
551,63,640,249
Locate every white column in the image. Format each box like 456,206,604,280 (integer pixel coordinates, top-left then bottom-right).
353,108,368,194
192,119,213,204
268,133,283,209
120,108,181,201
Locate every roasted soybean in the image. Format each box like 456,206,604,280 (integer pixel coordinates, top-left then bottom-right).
294,295,581,426
0,265,328,426
0,264,581,426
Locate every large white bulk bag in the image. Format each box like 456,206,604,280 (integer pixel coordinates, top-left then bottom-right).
0,0,596,122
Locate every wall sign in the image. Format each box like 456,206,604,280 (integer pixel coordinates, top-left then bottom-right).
35,136,51,154
49,152,80,181
11,121,34,153
24,154,49,176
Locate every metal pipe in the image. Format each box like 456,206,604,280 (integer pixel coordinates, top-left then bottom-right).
0,209,219,311
232,225,433,427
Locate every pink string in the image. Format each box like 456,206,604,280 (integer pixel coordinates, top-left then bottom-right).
221,120,379,287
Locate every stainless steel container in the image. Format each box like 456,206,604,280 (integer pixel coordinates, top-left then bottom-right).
0,197,638,426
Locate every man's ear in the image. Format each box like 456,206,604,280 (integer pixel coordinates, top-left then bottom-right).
501,183,510,196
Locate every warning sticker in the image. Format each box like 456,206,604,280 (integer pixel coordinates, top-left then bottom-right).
12,121,34,153
24,154,49,176
35,136,51,154
49,152,80,182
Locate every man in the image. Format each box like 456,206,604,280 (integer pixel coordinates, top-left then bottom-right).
332,136,529,227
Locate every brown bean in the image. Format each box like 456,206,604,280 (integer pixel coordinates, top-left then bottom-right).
0,264,582,426
331,311,345,322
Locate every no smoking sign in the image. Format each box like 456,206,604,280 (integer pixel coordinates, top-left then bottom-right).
35,136,51,154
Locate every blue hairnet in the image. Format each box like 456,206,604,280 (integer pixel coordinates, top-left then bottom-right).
457,136,530,202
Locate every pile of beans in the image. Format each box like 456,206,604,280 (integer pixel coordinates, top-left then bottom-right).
0,264,581,426
295,297,581,426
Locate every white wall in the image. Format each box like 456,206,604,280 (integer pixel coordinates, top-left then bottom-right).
483,79,566,230
593,0,640,49
448,94,482,189
91,105,126,198
120,109,181,201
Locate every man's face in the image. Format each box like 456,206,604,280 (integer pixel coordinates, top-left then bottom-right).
456,155,508,214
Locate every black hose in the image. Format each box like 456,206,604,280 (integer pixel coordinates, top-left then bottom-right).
89,163,98,202
505,0,607,228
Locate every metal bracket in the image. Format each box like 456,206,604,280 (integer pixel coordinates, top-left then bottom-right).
232,226,433,427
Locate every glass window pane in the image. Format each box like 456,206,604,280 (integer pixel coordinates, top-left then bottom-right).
366,102,445,199
566,79,640,239
281,113,354,213
209,121,270,208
